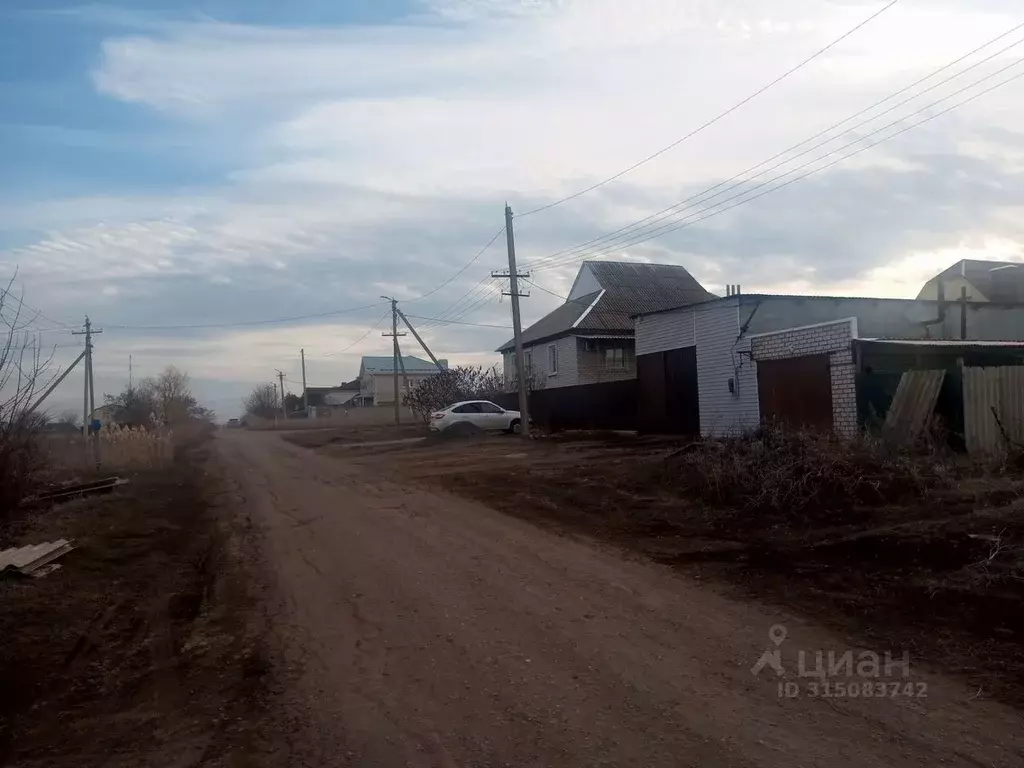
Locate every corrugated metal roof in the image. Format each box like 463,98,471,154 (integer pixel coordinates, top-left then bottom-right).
964,366,1024,453
497,293,597,351
498,261,712,351
0,539,75,577
360,356,448,374
860,339,1024,347
937,259,1024,303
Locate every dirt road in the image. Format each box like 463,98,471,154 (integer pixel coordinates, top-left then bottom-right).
217,431,1023,767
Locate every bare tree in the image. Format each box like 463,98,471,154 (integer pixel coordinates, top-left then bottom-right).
56,409,80,427
0,275,61,515
244,382,281,419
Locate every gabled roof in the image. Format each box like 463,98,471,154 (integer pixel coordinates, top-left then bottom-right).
933,259,1024,303
497,261,712,352
359,355,448,375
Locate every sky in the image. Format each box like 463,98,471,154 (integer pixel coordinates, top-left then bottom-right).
2,0,1023,419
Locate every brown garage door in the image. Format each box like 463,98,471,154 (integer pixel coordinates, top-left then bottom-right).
757,354,833,432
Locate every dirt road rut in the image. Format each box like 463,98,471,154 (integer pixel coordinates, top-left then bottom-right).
217,431,1023,767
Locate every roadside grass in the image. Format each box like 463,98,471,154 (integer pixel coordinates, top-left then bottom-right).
0,425,267,767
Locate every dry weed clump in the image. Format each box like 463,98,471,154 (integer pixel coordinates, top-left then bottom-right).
100,425,173,468
655,427,957,527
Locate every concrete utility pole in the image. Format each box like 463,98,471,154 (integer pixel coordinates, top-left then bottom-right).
27,349,86,415
72,316,102,465
396,307,445,373
494,204,532,437
301,348,308,415
381,296,407,426
276,369,287,419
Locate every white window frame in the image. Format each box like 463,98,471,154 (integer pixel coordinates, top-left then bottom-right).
548,343,558,377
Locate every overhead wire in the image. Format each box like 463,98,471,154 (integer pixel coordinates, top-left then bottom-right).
516,0,902,217
405,226,506,302
321,310,392,357
402,314,511,330
101,301,389,330
522,22,1024,273
528,60,1024,278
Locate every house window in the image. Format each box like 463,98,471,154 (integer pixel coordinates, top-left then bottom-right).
524,349,532,375
602,345,633,370
548,343,558,376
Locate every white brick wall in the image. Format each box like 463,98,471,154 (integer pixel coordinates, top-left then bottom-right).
750,318,858,437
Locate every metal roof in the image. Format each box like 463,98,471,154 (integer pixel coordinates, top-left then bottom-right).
360,355,448,374
936,259,1024,303
0,539,75,578
498,261,712,351
858,339,1024,347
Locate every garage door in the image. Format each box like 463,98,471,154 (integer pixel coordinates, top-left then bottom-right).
757,354,833,432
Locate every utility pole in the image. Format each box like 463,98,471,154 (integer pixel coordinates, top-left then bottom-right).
396,307,446,373
276,369,287,419
72,317,102,465
301,349,308,415
129,354,133,390
493,204,532,437
381,296,406,426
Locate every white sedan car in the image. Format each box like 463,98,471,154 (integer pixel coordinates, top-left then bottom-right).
430,400,522,434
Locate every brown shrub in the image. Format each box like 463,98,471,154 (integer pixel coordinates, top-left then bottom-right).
652,427,958,529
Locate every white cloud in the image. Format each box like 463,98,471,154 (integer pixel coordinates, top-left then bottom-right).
6,0,1024,396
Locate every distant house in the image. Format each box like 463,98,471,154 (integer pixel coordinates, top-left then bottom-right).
358,355,448,406
497,260,713,390
918,259,1024,303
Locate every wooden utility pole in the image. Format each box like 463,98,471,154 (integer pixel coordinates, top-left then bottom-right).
301,348,308,415
276,369,287,418
494,205,532,437
381,296,407,426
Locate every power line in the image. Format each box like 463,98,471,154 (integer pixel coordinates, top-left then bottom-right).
531,62,1024,275
418,277,500,328
524,21,1024,272
517,0,901,218
321,310,392,357
522,279,568,301
403,313,511,329
101,301,389,330
406,227,506,302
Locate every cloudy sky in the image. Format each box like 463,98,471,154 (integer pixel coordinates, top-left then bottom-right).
2,0,1023,418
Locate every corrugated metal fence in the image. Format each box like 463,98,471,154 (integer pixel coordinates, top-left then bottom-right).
963,366,1024,452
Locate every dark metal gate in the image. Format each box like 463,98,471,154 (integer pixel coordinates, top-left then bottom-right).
757,354,833,432
637,347,699,435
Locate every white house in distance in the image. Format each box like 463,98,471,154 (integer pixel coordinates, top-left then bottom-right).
498,260,713,389
358,355,449,405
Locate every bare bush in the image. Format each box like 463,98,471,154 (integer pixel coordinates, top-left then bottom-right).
653,426,957,528
403,366,505,423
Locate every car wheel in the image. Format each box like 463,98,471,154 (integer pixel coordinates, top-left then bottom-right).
509,419,522,435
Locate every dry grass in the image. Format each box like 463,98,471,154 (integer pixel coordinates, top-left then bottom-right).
98,425,173,469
